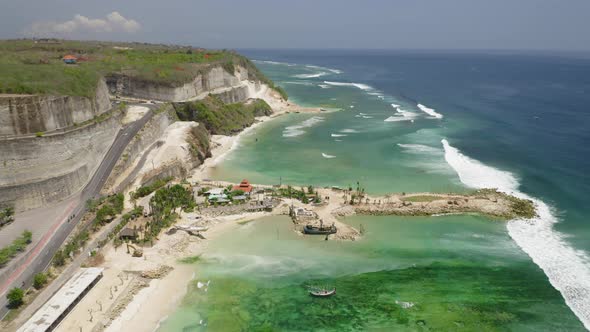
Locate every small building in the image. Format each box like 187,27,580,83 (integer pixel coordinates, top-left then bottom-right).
208,193,228,202
232,179,253,194
205,188,225,196
62,55,77,64
119,227,138,241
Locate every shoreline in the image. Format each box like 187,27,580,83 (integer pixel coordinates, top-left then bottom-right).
48,92,535,331
52,96,323,332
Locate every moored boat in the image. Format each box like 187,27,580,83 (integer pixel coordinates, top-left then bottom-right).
303,224,337,235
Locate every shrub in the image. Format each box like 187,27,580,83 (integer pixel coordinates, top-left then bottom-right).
33,272,48,290
0,230,33,267
53,249,66,267
6,287,24,308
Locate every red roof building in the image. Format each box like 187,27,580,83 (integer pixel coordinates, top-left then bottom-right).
62,55,77,64
232,179,253,193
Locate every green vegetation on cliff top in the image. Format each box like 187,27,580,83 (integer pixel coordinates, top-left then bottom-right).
175,95,273,135
0,39,286,99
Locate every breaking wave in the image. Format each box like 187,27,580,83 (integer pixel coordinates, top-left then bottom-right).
417,103,443,119
397,143,442,155
323,81,373,91
322,153,336,159
293,72,328,79
385,108,418,122
331,133,347,137
441,139,590,329
305,64,342,74
282,116,324,137
318,84,330,89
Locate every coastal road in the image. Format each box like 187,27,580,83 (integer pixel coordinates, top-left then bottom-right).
0,104,155,319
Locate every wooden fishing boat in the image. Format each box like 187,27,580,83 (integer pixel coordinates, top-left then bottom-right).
309,287,336,297
303,224,337,235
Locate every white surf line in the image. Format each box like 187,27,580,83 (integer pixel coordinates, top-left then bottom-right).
293,72,328,79
442,139,590,330
282,116,324,138
417,103,443,119
322,153,336,159
323,81,373,91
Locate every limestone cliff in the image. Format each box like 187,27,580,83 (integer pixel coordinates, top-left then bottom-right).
106,65,257,103
0,111,122,211
0,79,110,136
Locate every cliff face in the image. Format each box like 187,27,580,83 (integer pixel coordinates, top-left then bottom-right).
0,79,111,136
0,112,122,211
106,65,256,102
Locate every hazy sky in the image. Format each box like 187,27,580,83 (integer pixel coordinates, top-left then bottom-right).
1,0,589,51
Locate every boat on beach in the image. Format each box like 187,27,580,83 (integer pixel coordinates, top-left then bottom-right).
303,224,337,235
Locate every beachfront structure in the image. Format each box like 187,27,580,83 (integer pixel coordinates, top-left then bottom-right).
205,188,225,196
232,179,253,194
119,227,138,241
62,55,77,64
18,268,104,332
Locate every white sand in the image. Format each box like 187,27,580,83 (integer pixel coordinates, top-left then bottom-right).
56,86,324,332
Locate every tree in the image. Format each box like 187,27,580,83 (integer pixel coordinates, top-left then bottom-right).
7,287,24,308
33,272,48,289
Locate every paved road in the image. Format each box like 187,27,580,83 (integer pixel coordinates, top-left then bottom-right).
0,104,155,319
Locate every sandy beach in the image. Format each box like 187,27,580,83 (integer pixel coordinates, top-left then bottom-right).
53,92,323,332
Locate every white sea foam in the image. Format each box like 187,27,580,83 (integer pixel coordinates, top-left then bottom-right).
362,115,373,119
282,116,324,137
340,129,359,133
305,64,342,74
335,139,343,142
385,109,418,122
397,143,441,155
391,103,401,108
322,153,336,159
377,96,385,100
293,72,328,79
417,103,443,119
350,105,355,109
442,139,590,329
359,112,367,115
319,84,330,89
331,133,347,137
323,81,373,91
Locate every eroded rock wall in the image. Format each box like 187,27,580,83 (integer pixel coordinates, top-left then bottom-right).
0,112,122,211
106,65,256,102
0,79,111,136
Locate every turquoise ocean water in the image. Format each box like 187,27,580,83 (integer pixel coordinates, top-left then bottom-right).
159,50,590,331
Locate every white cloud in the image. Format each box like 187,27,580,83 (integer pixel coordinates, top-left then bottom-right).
24,11,141,37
